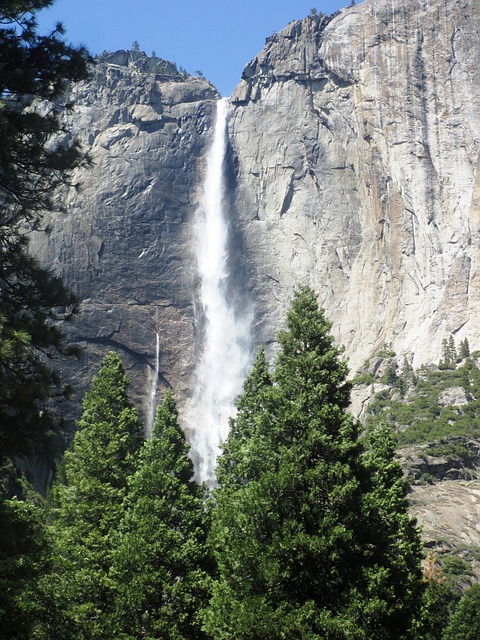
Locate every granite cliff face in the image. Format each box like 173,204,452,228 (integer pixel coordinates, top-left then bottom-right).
230,0,480,373
31,51,220,421
401,438,480,585
30,0,480,425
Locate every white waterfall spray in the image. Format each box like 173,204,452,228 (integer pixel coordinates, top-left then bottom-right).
185,98,252,486
146,330,160,437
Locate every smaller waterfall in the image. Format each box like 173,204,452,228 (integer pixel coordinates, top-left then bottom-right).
146,331,160,437
185,98,252,486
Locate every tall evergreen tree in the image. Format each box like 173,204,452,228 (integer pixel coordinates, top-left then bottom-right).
443,583,480,640
215,346,273,490
359,424,424,633
206,286,425,639
417,553,452,640
0,0,91,462
459,337,470,361
111,391,211,639
45,352,143,639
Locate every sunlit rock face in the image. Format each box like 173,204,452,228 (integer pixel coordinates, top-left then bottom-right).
30,51,220,420
230,0,480,372
30,0,480,425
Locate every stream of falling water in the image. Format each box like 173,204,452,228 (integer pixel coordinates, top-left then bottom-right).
184,98,252,486
146,330,160,437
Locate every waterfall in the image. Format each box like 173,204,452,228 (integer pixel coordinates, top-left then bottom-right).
185,98,252,486
146,330,160,437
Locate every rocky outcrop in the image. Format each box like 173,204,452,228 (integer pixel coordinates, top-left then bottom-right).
410,479,480,547
399,437,480,483
396,437,480,579
409,479,480,587
230,0,480,372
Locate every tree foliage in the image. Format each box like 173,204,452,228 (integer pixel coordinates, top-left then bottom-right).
0,0,92,461
206,285,425,639
0,0,91,222
440,336,457,370
360,424,425,635
45,353,143,639
443,583,480,640
458,337,470,361
215,345,273,490
417,553,454,640
365,357,480,445
0,496,50,639
111,391,211,639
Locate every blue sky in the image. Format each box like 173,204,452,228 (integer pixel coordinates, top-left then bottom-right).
37,0,350,97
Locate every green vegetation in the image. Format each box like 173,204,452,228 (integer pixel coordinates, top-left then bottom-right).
443,583,480,640
206,286,425,639
0,497,50,638
442,555,473,578
44,353,143,638
111,391,211,639
0,3,91,635
418,552,454,640
3,288,480,637
364,355,480,445
355,343,480,616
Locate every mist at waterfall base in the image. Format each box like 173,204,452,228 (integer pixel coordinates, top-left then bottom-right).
183,98,253,486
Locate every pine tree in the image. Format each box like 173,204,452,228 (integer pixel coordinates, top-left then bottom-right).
443,583,480,640
215,346,273,490
206,286,425,639
459,338,471,361
111,391,211,639
45,353,143,639
0,0,91,462
0,0,91,224
448,336,457,365
360,424,424,633
417,553,452,640
0,496,50,639
440,336,457,369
